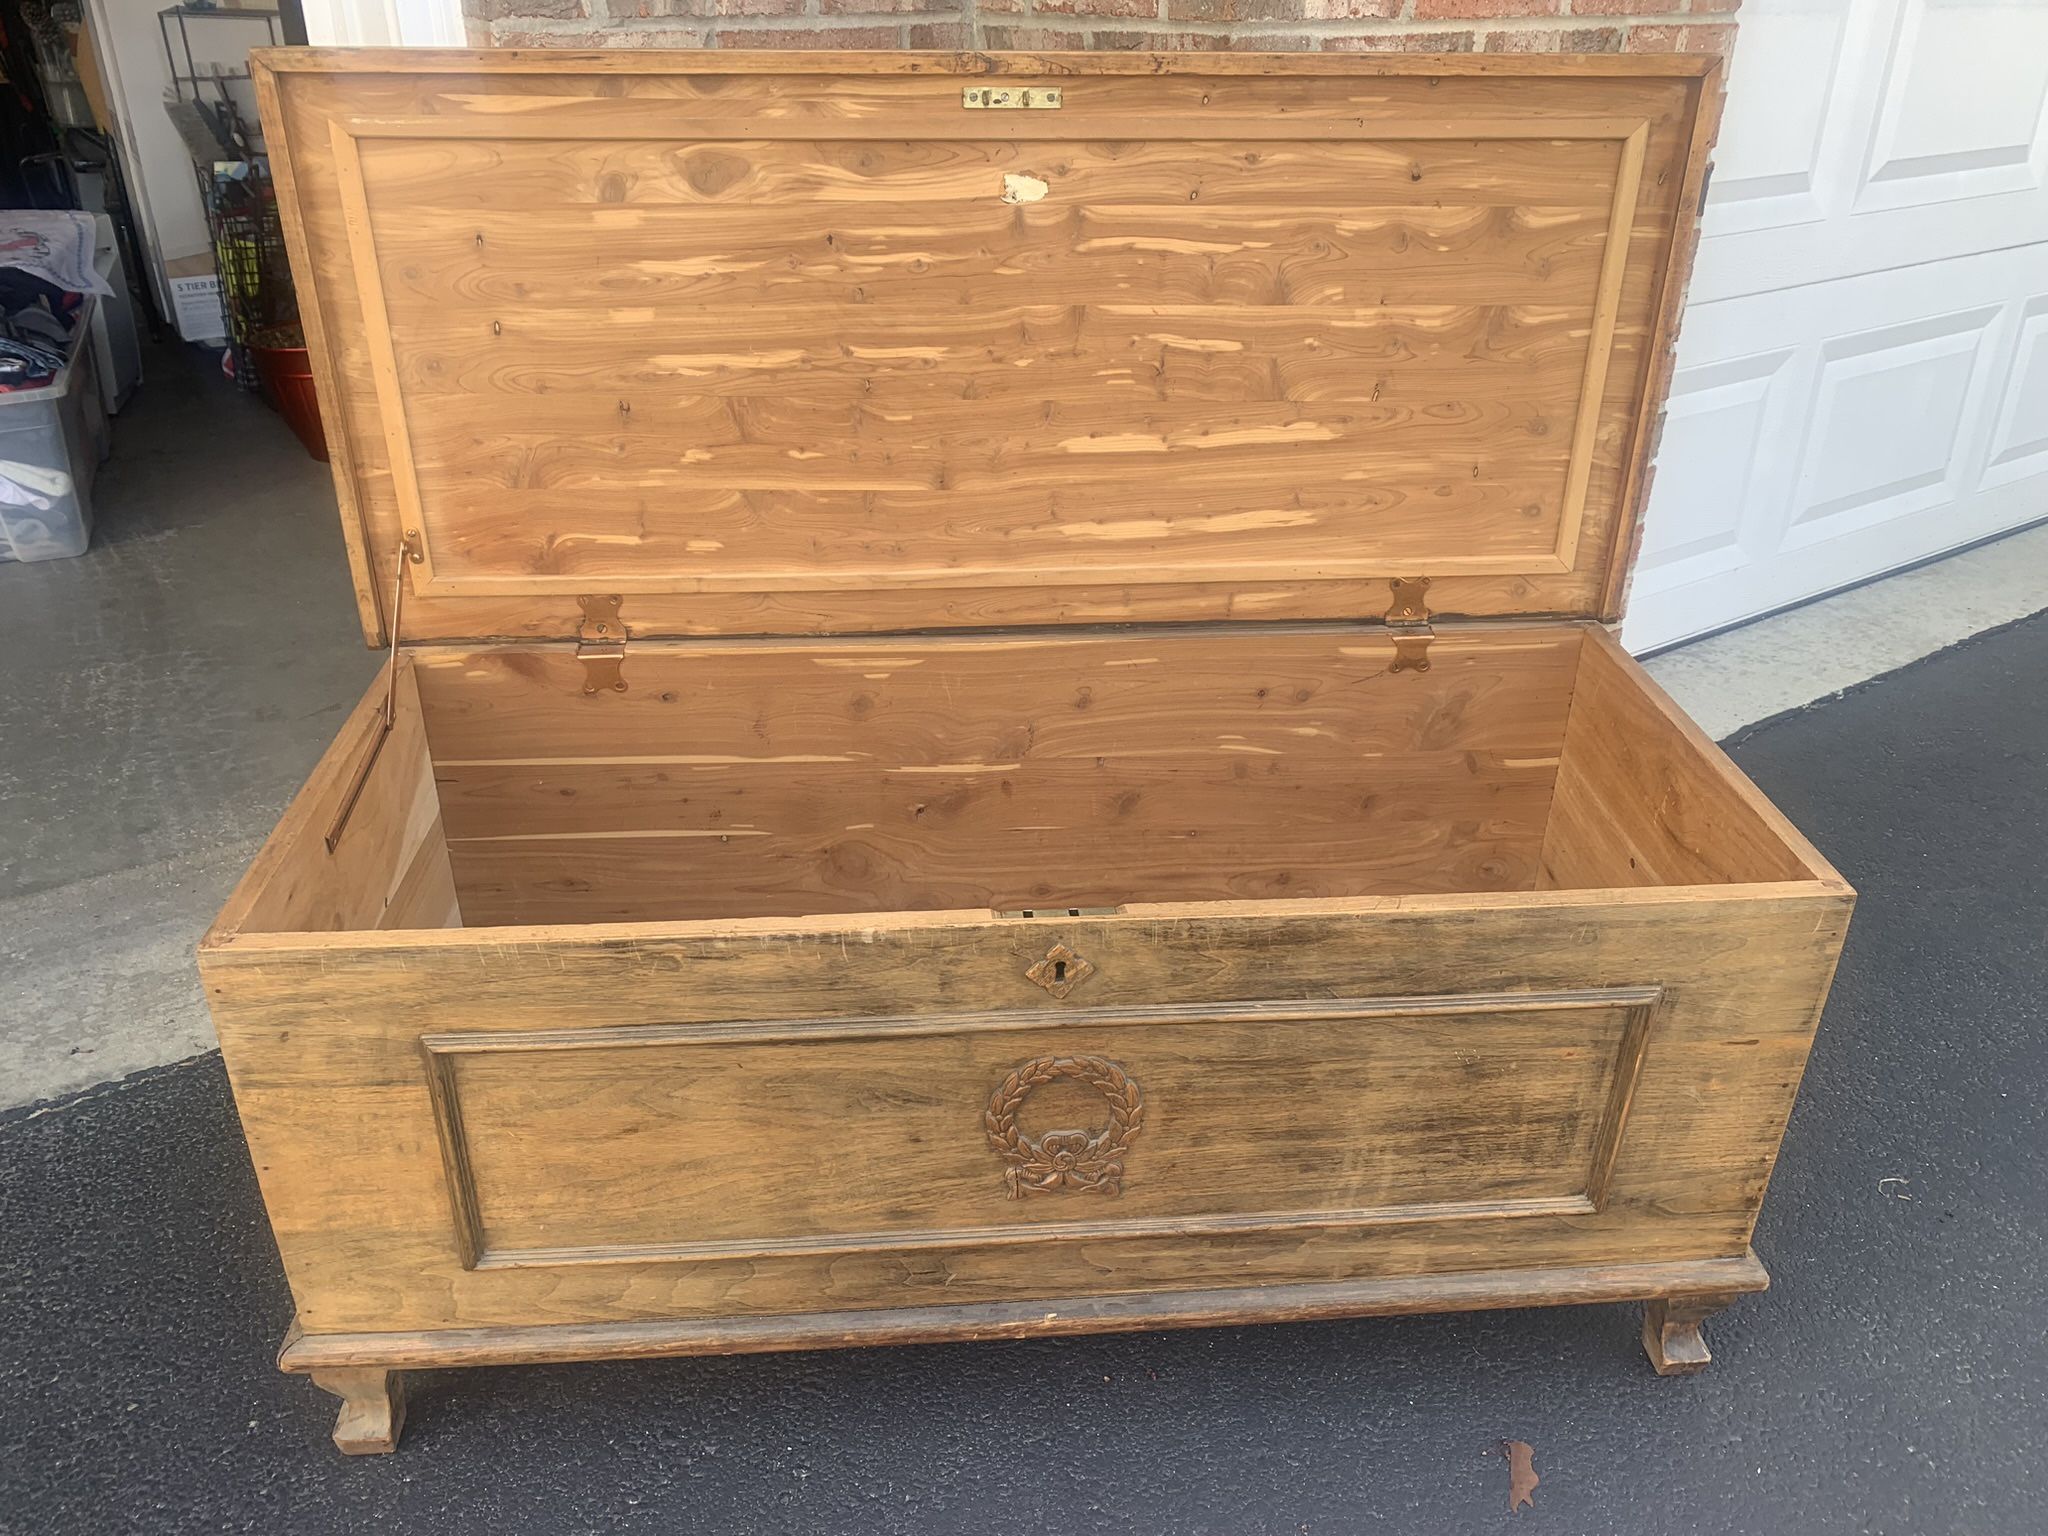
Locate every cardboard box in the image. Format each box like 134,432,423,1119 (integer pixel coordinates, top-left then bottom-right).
164,252,225,343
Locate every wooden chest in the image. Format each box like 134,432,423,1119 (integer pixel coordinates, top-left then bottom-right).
205,49,1852,1454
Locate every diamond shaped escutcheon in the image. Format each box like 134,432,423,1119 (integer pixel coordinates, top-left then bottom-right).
1025,942,1095,1000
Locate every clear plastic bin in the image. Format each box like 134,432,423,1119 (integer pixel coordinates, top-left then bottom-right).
0,298,110,563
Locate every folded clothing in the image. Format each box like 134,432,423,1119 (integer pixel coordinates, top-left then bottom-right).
0,270,88,392
0,210,113,298
0,334,68,384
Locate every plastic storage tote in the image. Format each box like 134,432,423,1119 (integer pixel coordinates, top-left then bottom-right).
0,298,109,563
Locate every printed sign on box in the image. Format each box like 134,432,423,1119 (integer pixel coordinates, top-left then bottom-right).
170,274,224,343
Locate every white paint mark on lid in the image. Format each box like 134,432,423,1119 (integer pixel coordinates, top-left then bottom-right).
1001,172,1049,205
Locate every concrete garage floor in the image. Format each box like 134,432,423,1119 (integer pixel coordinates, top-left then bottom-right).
1,346,2046,1531
1,345,377,1107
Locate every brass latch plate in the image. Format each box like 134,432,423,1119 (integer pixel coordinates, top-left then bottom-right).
962,85,1062,110
1384,576,1434,675
996,905,1122,919
577,594,627,695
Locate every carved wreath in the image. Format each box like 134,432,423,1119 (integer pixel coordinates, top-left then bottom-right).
982,1054,1144,1200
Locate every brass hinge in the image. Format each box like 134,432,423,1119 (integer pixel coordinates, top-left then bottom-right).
577,595,628,695
1384,576,1434,674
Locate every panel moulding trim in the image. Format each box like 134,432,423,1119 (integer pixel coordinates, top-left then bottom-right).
337,113,1659,145
418,985,1664,1271
1553,122,1649,575
330,121,439,595
331,115,1652,603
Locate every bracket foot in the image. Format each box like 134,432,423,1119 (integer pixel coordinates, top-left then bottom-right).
1642,1293,1737,1376
311,1367,406,1454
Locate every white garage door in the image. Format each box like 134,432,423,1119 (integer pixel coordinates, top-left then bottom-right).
1625,0,2048,652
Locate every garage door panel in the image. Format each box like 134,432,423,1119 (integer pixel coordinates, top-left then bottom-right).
1702,2,1854,237
1855,0,2048,213
1691,0,2048,301
1629,245,2047,651
1787,306,1999,540
1630,0,2048,651
1633,351,1795,591
1981,297,2048,492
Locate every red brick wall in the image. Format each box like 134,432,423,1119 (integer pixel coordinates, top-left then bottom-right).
463,0,1739,57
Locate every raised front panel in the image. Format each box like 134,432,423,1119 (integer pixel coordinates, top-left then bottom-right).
255,54,1716,639
420,989,1657,1270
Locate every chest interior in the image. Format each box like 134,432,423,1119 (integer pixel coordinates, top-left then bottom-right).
218,618,1822,936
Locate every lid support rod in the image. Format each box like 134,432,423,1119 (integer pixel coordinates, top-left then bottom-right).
324,532,423,853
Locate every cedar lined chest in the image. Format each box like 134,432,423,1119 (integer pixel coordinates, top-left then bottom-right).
203,48,1853,1453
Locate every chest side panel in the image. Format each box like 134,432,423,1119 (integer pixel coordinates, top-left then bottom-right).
256,56,1714,640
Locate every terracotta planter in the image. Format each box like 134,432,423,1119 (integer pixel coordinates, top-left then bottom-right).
250,330,327,462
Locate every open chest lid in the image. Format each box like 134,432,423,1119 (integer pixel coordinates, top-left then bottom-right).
255,49,1721,646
